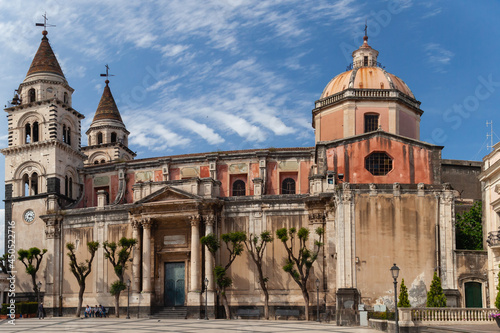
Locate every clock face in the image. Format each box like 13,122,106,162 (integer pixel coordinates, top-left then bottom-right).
24,210,35,223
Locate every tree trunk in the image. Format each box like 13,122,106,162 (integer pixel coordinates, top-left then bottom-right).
32,274,40,306
263,288,269,320
76,283,85,317
302,288,310,321
115,292,120,318
257,266,269,320
221,288,231,320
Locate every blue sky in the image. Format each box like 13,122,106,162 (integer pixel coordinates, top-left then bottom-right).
0,0,499,233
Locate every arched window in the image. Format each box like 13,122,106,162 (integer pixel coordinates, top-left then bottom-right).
94,161,99,165
65,176,69,197
32,122,39,142
62,125,67,143
25,123,31,143
69,177,73,199
31,173,38,195
101,159,106,164
111,132,117,143
23,174,29,196
97,132,103,144
232,180,246,196
67,127,71,145
28,88,36,103
282,178,296,194
364,114,379,133
62,125,71,145
64,92,68,104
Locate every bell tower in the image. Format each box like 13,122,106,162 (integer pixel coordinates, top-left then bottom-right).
82,68,135,165
2,28,85,253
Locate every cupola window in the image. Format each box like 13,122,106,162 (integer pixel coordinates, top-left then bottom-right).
111,132,117,143
97,132,103,145
365,152,393,176
364,114,379,133
364,56,368,66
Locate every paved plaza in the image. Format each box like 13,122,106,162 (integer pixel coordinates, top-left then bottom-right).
0,317,381,333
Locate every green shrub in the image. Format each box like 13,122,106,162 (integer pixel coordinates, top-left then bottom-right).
1,303,7,315
368,310,395,320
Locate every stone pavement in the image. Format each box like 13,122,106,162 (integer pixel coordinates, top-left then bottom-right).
0,317,380,333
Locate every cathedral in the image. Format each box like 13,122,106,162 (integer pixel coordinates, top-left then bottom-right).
2,28,487,323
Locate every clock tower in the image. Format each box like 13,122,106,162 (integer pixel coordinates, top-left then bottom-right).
1,29,85,304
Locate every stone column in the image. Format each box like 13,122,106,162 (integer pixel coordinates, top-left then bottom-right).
189,215,201,292
131,219,141,292
204,215,215,291
141,218,153,293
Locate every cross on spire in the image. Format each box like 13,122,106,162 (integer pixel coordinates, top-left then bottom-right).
35,12,56,33
100,64,115,84
364,19,368,37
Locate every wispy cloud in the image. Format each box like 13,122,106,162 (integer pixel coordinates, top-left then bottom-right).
422,7,442,19
424,43,454,73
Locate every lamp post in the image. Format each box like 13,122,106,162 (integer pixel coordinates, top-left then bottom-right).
315,278,320,322
37,281,42,304
390,263,400,333
126,279,131,319
204,277,209,320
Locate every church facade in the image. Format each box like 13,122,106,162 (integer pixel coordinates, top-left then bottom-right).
2,30,487,321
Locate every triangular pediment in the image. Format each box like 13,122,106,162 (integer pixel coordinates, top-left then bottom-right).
135,185,202,205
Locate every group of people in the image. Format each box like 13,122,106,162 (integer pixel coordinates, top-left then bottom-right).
84,304,106,318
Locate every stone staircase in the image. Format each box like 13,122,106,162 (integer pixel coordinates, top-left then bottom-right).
149,306,187,319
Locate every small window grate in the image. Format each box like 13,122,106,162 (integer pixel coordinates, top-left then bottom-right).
365,152,393,176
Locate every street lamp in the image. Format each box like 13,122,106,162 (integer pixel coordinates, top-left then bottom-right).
390,263,400,333
315,278,320,322
204,277,209,320
126,279,131,319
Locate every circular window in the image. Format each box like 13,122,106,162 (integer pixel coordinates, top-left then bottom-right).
365,152,393,176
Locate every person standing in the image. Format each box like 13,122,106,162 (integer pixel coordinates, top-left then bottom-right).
38,302,44,320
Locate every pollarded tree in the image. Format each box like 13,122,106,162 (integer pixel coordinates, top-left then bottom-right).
398,278,411,308
18,247,47,306
0,254,8,274
244,231,273,319
426,271,447,307
66,241,100,317
103,237,137,317
276,227,324,321
201,232,246,319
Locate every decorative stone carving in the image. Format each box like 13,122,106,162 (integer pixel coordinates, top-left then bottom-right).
189,214,201,227
309,212,325,224
141,217,153,229
442,183,452,191
44,217,61,239
205,214,215,226
495,184,500,194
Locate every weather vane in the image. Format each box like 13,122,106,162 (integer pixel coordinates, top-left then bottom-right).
100,64,115,81
35,12,56,31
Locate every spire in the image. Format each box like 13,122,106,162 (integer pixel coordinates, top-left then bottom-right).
92,80,123,123
26,30,65,78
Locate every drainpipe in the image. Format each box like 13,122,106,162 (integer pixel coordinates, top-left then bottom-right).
435,194,441,277
59,217,63,316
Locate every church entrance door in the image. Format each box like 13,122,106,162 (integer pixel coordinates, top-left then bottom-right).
164,262,185,307
464,282,482,308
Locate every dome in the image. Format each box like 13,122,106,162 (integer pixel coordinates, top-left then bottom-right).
320,34,414,100
320,67,414,99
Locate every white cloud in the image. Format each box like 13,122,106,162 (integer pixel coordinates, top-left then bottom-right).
179,119,225,145
424,43,454,73
422,8,442,19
